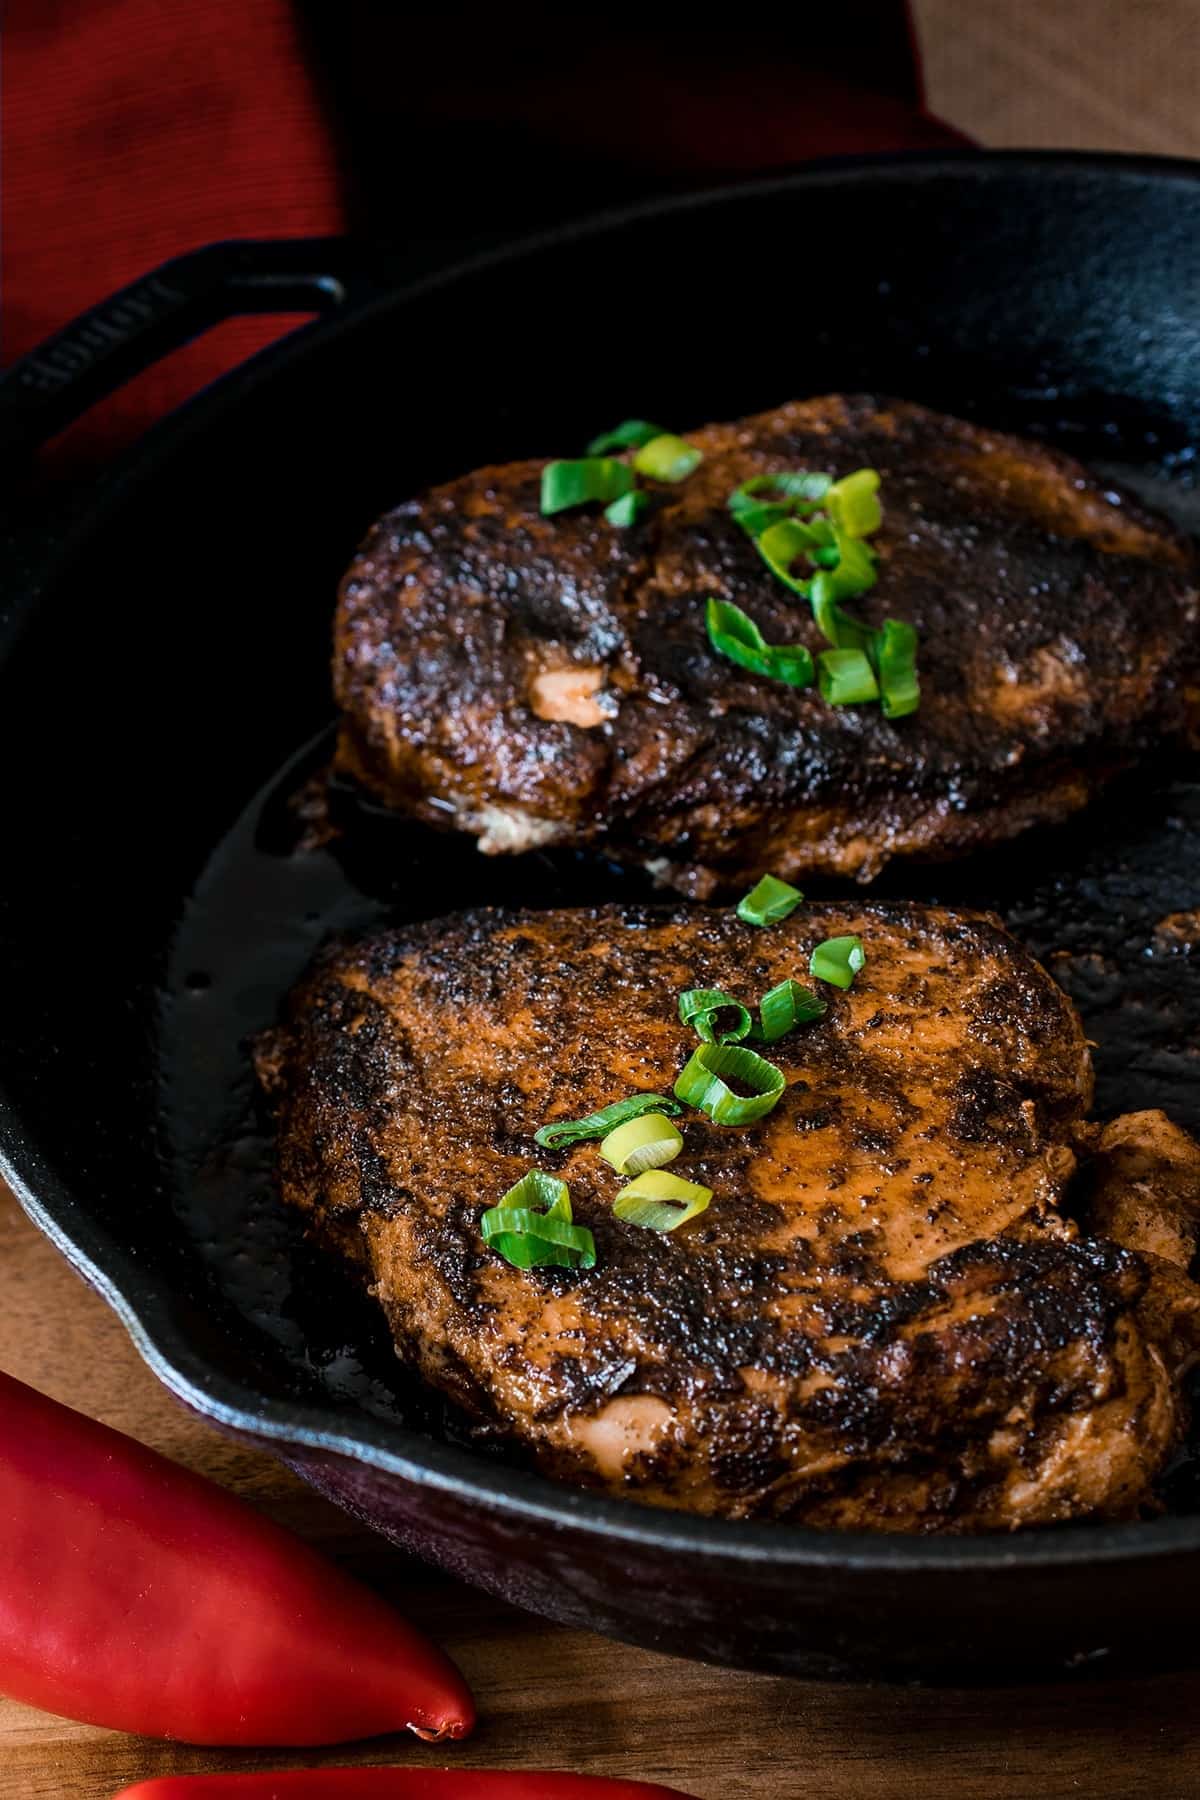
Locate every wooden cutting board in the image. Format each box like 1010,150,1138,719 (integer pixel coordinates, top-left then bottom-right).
4,1181,1200,1800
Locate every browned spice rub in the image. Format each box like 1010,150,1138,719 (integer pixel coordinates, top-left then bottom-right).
333,395,1200,895
257,903,1200,1531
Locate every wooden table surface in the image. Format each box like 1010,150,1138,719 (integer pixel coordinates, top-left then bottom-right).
9,5,1200,1796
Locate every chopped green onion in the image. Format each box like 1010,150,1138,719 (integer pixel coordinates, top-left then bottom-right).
729,499,793,538
534,1093,682,1149
541,458,635,515
817,647,880,706
613,1169,712,1232
805,520,841,570
633,433,703,483
722,461,921,719
586,419,666,455
674,1043,786,1126
678,987,752,1045
809,570,873,652
825,528,877,598
600,1113,683,1176
705,596,770,673
736,874,803,926
756,469,832,502
480,1171,597,1270
728,470,831,532
605,488,653,528
751,977,827,1042
755,516,828,597
705,598,814,687
810,935,866,989
875,617,920,720
825,468,882,538
481,1203,595,1269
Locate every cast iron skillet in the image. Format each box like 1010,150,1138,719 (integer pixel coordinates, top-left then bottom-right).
3,153,1200,1683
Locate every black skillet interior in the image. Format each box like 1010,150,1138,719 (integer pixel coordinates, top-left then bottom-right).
3,155,1200,1681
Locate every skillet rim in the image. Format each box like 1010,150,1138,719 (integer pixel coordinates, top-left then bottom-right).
5,146,1200,1575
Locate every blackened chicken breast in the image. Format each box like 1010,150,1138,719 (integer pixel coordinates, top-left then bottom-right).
333,395,1200,895
257,902,1200,1531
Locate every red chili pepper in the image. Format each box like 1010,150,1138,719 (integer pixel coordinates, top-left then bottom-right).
115,1771,699,1799
0,1369,474,1745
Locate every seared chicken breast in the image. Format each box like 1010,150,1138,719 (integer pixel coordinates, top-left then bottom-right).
257,902,1200,1531
333,395,1200,895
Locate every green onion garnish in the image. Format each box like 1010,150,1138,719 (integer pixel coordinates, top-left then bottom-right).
600,1113,683,1177
750,977,827,1042
825,468,882,538
817,647,880,706
733,468,879,608
605,488,653,528
729,471,831,539
612,1169,712,1232
480,1171,597,1270
586,419,666,455
674,1043,786,1126
875,617,920,720
809,935,866,989
541,458,635,515
721,464,921,719
825,529,877,599
736,874,803,926
727,499,792,538
633,433,703,483
810,571,873,652
535,1093,682,1149
756,517,822,597
678,987,752,1045
706,598,814,687
731,470,832,512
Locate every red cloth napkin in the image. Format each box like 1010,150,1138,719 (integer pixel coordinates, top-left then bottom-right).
4,0,340,468
4,0,964,469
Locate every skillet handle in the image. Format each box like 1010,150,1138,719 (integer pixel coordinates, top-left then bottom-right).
0,238,365,466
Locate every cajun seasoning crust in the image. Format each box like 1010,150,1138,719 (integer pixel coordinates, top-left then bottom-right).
333,394,1200,893
258,902,1200,1531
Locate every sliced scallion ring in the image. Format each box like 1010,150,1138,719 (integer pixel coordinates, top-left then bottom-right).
480,1171,597,1270
755,516,820,597
817,647,880,706
704,596,768,674
706,597,813,687
534,1093,682,1149
825,467,882,538
674,1043,786,1126
809,935,866,989
586,419,666,455
736,874,803,926
605,488,653,528
875,617,920,720
541,457,635,516
633,432,703,483
826,527,877,597
728,470,831,534
810,570,873,652
613,1169,712,1232
750,977,827,1042
600,1113,683,1177
678,987,753,1045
